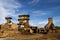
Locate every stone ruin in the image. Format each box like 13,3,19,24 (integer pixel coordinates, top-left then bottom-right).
0,15,59,37
45,18,57,32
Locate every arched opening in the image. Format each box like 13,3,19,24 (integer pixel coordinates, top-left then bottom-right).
20,25,24,28
18,25,24,31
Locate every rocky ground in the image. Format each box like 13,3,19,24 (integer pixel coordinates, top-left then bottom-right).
0,32,60,40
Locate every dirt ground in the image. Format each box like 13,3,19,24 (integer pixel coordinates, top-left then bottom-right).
0,31,60,40
6,32,60,40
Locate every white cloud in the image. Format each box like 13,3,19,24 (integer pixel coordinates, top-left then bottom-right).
31,0,39,4
0,0,21,8
41,0,60,3
31,10,49,17
0,0,22,24
29,20,48,28
53,16,60,26
38,20,48,28
29,20,38,26
32,10,47,15
28,0,40,5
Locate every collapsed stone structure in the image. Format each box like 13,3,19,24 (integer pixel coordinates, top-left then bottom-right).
45,18,56,32
0,15,60,37
1,17,18,31
18,15,37,33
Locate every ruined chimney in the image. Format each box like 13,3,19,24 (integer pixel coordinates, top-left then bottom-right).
48,18,53,23
5,17,12,23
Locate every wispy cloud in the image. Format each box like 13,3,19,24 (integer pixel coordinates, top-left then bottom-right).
0,0,60,27
29,19,48,28
28,0,40,5
47,0,60,3
53,16,60,26
40,0,60,3
38,20,48,27
31,10,49,17
0,0,22,24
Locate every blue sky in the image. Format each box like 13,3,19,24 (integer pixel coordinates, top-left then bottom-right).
0,0,60,27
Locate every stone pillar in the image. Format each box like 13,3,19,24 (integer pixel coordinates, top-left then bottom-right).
45,18,55,33
48,18,53,23
4,17,12,30
18,15,30,28
5,17,12,23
